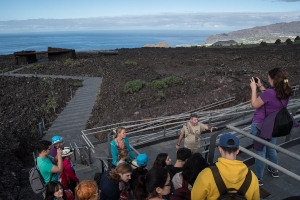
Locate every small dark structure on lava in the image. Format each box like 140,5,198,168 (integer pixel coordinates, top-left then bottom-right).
14,47,76,65
14,51,37,65
47,47,76,62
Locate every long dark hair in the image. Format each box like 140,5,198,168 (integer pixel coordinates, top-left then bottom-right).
152,153,168,168
182,153,208,186
268,68,292,99
134,168,169,200
45,181,66,200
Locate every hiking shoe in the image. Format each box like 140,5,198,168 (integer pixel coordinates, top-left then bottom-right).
258,179,263,186
267,166,279,178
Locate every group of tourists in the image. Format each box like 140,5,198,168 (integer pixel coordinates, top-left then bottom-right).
36,67,299,200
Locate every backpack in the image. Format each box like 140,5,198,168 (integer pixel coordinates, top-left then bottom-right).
29,156,53,194
170,178,191,200
29,166,47,194
210,166,252,200
272,106,293,137
29,157,53,194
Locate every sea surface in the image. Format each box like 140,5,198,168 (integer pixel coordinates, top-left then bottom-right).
0,30,225,55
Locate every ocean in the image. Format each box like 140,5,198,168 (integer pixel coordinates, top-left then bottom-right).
0,30,224,55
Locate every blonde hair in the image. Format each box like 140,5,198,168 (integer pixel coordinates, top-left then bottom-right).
118,149,129,161
113,127,126,139
109,162,132,184
75,180,98,200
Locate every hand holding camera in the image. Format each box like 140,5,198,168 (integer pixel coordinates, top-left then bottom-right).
57,147,63,156
250,77,264,91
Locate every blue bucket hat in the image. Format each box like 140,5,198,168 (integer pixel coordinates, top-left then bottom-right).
136,154,148,167
219,133,239,148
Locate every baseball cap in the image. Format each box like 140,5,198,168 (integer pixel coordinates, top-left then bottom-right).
136,154,148,167
219,133,239,148
61,147,73,157
52,136,64,145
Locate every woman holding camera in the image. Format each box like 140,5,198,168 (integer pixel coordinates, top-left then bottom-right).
110,127,135,167
250,68,295,186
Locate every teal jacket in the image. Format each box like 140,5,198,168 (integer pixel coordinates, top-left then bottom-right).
110,137,135,166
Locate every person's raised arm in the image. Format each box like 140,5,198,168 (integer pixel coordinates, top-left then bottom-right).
256,77,266,92
51,148,63,173
250,77,264,109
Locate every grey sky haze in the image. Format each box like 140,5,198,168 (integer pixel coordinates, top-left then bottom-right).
0,0,299,33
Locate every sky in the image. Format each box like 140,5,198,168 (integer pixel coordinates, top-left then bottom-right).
0,0,300,32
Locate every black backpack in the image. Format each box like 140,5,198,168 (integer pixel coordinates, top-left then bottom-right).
270,102,293,137
210,166,252,200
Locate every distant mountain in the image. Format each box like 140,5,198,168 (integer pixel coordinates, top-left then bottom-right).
205,21,300,45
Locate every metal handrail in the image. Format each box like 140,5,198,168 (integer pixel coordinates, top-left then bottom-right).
222,113,300,182
239,146,300,182
81,98,300,153
226,125,300,161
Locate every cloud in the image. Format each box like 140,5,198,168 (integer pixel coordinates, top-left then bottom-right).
276,0,300,2
0,12,299,32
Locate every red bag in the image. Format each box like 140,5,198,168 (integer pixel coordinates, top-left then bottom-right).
59,172,70,189
64,189,75,200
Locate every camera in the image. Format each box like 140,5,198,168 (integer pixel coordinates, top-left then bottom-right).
58,147,64,150
253,77,258,83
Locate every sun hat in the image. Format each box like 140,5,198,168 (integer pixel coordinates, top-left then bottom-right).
52,136,64,145
136,154,148,167
62,147,73,157
219,133,239,148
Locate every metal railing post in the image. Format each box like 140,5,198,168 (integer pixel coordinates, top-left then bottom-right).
87,146,92,164
108,131,113,169
163,120,166,138
41,116,46,129
207,132,221,165
70,87,73,98
38,122,43,137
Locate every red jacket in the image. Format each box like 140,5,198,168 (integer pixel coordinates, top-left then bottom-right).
62,159,79,183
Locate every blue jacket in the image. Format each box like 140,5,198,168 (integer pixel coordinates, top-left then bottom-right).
110,137,135,166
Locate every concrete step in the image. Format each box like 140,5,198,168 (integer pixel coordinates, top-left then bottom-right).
73,93,98,100
49,118,88,127
49,122,87,131
57,107,93,117
64,99,95,105
76,164,100,181
47,124,86,133
64,101,95,107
